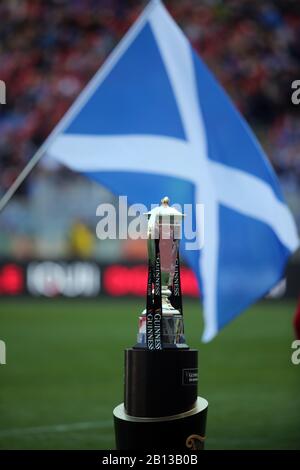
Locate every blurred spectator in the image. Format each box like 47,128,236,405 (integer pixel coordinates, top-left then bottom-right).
69,220,95,258
294,296,300,339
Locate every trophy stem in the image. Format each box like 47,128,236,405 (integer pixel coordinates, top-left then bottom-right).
161,285,172,309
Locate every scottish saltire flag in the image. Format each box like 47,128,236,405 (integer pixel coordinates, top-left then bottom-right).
48,0,299,341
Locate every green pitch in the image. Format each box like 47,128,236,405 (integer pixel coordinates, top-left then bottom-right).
0,298,299,450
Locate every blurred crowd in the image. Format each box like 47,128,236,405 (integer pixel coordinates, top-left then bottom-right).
1,0,300,191
0,0,299,257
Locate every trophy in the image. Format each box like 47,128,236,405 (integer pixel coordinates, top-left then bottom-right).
113,198,208,450
137,196,186,349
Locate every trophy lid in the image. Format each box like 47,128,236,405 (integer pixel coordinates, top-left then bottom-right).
144,196,184,220
145,197,184,237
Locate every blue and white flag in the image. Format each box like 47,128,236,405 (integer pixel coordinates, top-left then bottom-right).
48,0,299,341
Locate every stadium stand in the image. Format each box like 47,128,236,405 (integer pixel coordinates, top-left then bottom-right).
0,0,299,258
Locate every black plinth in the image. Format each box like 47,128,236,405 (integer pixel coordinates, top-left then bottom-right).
125,348,198,417
113,347,208,450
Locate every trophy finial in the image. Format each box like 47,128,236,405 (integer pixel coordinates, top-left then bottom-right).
161,196,170,206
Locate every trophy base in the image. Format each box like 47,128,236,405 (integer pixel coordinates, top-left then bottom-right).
113,397,208,450
137,310,186,347
133,342,189,350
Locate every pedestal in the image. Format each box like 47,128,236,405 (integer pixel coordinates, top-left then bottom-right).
113,348,208,450
114,397,208,450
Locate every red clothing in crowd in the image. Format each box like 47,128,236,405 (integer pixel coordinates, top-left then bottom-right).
294,297,300,340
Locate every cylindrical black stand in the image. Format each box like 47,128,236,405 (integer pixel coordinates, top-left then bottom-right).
113,348,208,450
125,348,198,417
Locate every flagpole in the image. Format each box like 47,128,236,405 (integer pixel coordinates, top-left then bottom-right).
0,0,161,213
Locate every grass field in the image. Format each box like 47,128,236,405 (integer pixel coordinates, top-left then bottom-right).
0,298,299,450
